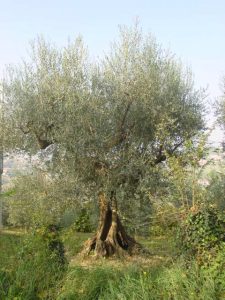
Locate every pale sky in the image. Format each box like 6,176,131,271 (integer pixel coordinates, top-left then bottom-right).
1,0,225,144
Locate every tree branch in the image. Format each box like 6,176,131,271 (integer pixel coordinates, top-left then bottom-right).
154,139,185,165
107,99,133,149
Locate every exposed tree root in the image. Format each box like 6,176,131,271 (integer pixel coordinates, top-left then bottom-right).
82,191,145,258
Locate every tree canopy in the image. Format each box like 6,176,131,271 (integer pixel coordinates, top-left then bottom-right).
216,76,225,132
2,24,205,218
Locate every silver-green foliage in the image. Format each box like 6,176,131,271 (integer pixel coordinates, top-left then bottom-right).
216,76,225,130
2,24,205,226
3,36,89,151
6,171,83,227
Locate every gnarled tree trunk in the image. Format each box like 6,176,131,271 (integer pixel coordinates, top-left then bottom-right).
83,191,142,257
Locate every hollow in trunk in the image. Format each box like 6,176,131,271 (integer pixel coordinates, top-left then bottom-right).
83,191,142,257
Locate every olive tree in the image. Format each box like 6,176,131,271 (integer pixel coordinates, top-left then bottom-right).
217,76,225,131
79,26,204,256
3,25,205,256
0,86,3,230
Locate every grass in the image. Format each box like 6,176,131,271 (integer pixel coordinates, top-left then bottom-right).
57,260,223,300
0,228,66,299
0,230,23,268
0,228,225,299
61,227,177,259
62,230,92,258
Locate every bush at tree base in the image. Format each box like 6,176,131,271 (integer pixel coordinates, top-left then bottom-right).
37,224,68,266
178,205,225,262
73,208,93,233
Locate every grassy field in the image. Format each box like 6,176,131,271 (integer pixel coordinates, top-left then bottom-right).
0,230,23,268
0,229,224,300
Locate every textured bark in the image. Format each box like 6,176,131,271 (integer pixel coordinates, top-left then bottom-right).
83,191,142,257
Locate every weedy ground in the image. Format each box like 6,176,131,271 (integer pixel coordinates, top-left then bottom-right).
0,229,224,300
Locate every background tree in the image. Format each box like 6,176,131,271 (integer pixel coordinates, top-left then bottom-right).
216,76,225,132
0,86,3,230
2,24,205,256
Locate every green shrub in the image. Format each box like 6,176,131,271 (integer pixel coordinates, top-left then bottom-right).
73,208,93,233
37,224,67,266
179,206,225,259
207,173,225,210
203,244,225,297
60,209,78,228
6,172,81,228
149,203,181,236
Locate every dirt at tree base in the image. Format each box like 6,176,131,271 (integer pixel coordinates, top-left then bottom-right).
70,252,169,270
